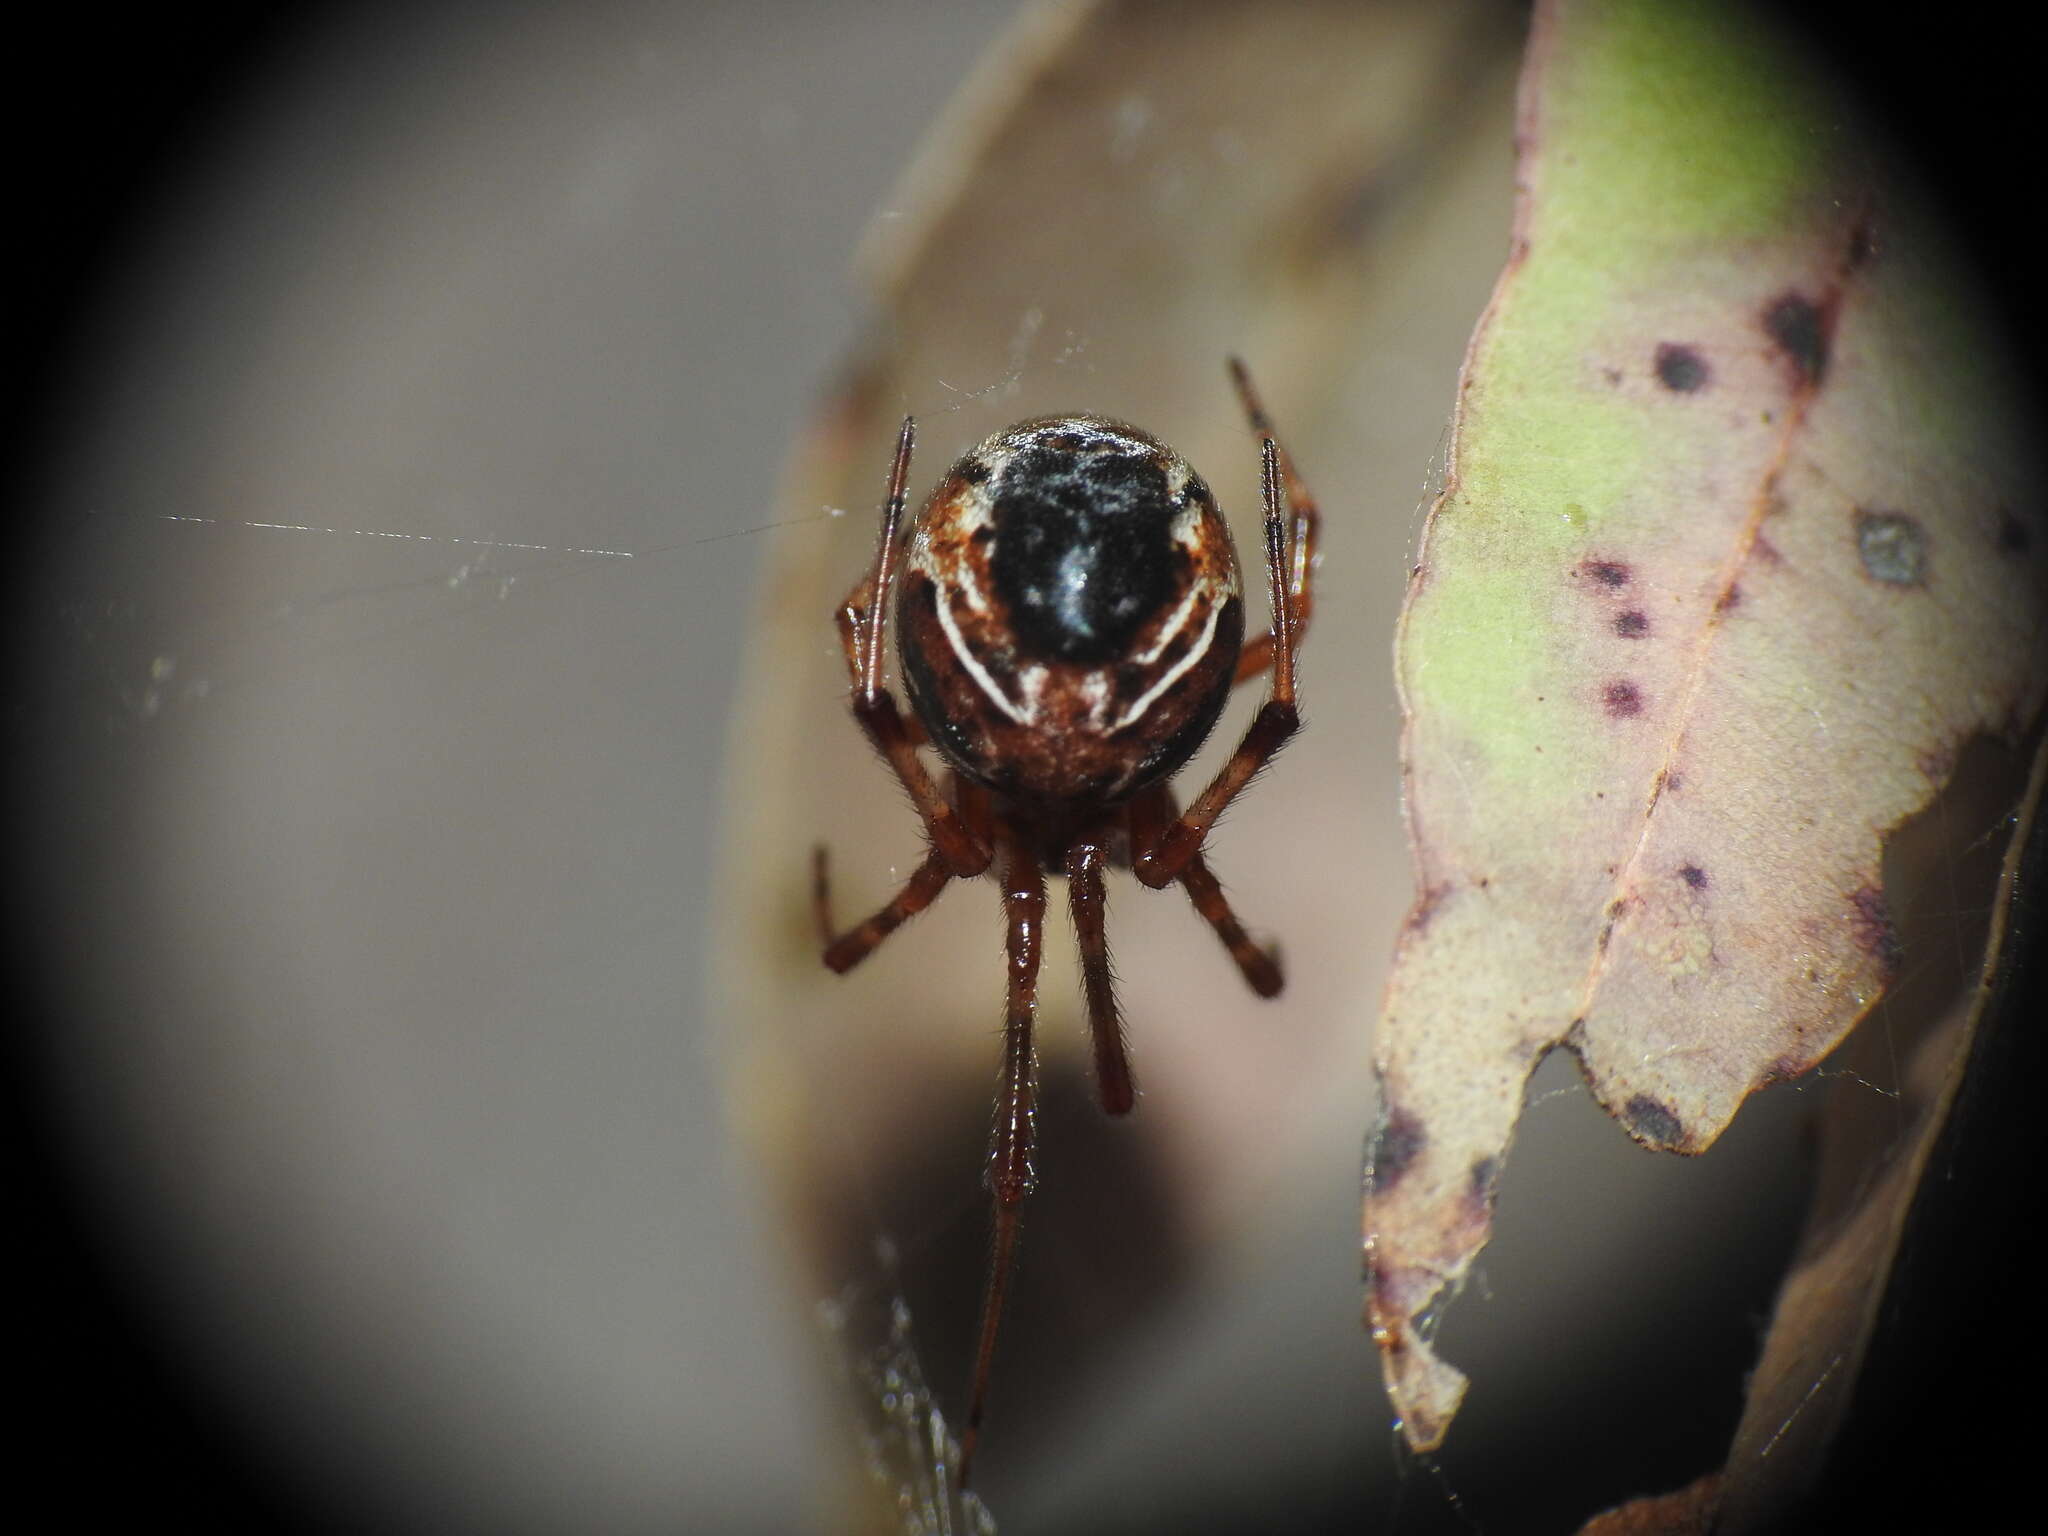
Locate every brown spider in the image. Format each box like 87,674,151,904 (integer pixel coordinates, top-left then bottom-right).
812,359,1318,1481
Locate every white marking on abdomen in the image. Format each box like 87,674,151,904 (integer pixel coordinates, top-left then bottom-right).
933,586,1034,726
1113,600,1223,732
1134,582,1202,665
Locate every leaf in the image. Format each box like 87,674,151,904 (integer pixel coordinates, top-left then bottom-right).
1574,733,2046,1530
1365,0,2048,1454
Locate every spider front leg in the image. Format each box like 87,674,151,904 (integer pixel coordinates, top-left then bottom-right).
959,829,1046,1487
833,416,991,880
1133,431,1305,889
1226,356,1320,684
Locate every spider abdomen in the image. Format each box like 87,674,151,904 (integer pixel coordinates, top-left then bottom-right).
897,415,1244,804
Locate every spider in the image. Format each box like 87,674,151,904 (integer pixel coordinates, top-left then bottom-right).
812,358,1318,1481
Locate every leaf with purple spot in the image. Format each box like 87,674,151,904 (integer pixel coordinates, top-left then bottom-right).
1367,0,2048,1455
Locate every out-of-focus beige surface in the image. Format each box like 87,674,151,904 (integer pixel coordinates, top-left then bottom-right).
31,4,1020,1530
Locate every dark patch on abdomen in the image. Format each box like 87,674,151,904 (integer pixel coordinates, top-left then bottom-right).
988,445,1183,665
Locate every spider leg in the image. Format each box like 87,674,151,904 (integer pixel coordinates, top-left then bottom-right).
813,771,987,970
1134,431,1301,889
1226,357,1320,686
835,417,991,879
813,846,954,972
960,829,1045,1487
1177,850,1283,997
1067,839,1135,1115
1130,784,1283,995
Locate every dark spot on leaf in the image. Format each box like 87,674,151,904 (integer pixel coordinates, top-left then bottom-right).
1855,509,1928,586
1715,582,1742,612
1603,366,1623,386
1367,1105,1426,1194
1663,772,1683,794
1614,609,1649,638
1763,291,1830,385
1406,883,1450,933
1603,680,1643,718
1469,1157,1498,1201
1623,1094,1685,1147
1916,738,1958,783
1850,885,1903,977
1653,343,1709,392
1582,559,1631,588
1765,1054,1813,1085
1753,533,1783,564
1680,864,1708,890
1997,509,2031,554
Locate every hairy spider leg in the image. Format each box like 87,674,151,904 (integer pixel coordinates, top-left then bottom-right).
1227,356,1320,684
814,773,988,971
813,847,951,972
959,828,1046,1487
1066,839,1135,1115
1127,781,1284,997
1134,430,1303,889
833,415,991,880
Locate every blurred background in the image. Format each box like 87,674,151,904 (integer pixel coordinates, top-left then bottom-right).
9,2,2036,1532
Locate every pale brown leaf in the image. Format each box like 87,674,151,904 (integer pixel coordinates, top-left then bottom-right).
1366,0,2048,1452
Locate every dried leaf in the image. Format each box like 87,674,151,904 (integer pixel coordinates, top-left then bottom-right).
1366,0,2048,1452
1571,732,2046,1532
1710,736,2047,1527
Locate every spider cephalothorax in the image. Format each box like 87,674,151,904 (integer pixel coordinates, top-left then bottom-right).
812,360,1319,1482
